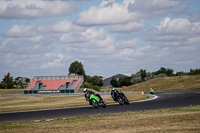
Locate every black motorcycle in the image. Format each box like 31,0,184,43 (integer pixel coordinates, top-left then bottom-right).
114,91,129,105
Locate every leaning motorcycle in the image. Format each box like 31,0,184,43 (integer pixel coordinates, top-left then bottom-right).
87,93,107,108
149,90,154,94
115,91,129,105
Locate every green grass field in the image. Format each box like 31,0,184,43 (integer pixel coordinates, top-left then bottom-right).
1,105,199,133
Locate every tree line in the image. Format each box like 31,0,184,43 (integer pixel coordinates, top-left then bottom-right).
0,72,30,89
110,67,200,87
1,60,199,89
0,61,103,90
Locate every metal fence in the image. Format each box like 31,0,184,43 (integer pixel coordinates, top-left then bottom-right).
33,75,84,80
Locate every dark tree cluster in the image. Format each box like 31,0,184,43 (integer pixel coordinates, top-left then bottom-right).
110,76,131,87
0,72,30,89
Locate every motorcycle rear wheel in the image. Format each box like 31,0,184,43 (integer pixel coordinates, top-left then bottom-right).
123,95,129,105
101,101,107,108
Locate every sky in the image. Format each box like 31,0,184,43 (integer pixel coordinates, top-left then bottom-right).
0,0,200,80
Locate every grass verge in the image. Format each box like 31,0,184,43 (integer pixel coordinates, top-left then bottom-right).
1,105,199,133
123,75,200,92
0,89,24,94
0,94,148,113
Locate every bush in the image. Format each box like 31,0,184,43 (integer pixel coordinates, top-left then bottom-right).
81,82,100,92
14,77,30,89
86,75,103,87
81,82,93,88
93,85,100,92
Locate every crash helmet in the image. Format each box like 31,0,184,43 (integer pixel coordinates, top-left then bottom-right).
112,88,115,90
84,88,88,93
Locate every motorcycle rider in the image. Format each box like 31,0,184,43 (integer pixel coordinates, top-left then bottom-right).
111,88,121,101
84,88,103,101
111,88,129,104
149,88,154,94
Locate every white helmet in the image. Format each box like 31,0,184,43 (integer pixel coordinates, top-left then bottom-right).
84,88,88,93
112,88,115,90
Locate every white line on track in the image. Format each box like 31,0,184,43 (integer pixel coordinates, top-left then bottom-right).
132,95,158,103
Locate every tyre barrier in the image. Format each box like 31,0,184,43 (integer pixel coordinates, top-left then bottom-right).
24,89,75,94
138,91,144,95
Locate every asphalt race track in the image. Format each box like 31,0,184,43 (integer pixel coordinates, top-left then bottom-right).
0,90,200,123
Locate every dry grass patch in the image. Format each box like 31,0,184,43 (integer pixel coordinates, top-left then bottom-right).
1,105,200,133
123,75,200,92
0,89,24,94
0,94,148,113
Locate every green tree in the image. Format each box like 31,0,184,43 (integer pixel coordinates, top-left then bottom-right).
120,76,131,86
86,75,103,87
0,72,15,89
110,76,120,87
81,82,93,89
189,68,200,75
153,67,174,76
175,71,187,76
69,61,86,79
15,77,30,89
140,69,146,81
81,82,100,92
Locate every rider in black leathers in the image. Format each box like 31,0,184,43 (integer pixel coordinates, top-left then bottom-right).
111,88,126,101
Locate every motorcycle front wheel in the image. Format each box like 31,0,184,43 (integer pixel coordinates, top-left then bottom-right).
117,96,124,105
91,99,99,108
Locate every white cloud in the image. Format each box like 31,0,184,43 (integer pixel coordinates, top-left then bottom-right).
157,17,171,29
164,18,193,34
40,53,64,69
30,36,43,42
0,19,117,78
65,35,116,56
76,0,182,26
121,39,138,48
146,17,200,45
4,25,37,37
0,0,77,19
51,20,85,33
76,0,139,25
60,27,106,43
0,38,52,54
130,0,180,16
119,48,134,58
123,0,135,7
110,20,145,32
188,36,200,44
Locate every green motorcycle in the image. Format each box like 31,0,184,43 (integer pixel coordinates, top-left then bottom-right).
149,89,154,94
87,93,107,108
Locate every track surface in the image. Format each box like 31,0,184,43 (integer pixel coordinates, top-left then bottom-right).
0,91,200,123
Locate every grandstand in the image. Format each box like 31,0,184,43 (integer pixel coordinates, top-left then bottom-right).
24,75,84,94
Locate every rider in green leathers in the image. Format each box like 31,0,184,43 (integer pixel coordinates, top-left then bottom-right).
149,88,154,94
84,88,103,101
